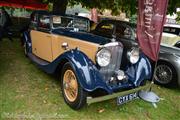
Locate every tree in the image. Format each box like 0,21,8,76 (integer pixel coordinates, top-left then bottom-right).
42,0,67,14
168,0,180,15
42,0,180,15
53,0,68,14
176,11,180,24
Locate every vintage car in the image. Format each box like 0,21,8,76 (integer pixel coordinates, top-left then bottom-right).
162,24,180,47
23,11,152,109
92,19,180,87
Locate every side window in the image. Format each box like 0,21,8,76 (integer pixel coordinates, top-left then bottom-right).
163,27,180,36
170,28,176,32
38,15,50,31
116,24,133,39
61,17,73,28
52,16,73,28
163,27,170,32
52,16,62,28
96,23,114,38
73,18,89,32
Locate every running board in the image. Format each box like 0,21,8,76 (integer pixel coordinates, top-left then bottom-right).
28,53,50,66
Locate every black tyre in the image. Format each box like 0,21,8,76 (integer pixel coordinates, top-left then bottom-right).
154,62,177,86
60,62,87,110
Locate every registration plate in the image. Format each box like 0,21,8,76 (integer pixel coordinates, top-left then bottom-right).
117,92,138,105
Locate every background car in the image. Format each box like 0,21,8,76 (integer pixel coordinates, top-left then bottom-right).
92,19,180,87
23,11,152,109
162,24,180,47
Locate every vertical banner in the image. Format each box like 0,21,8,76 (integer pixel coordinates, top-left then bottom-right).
137,0,169,61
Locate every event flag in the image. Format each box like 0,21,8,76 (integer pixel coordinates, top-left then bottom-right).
137,0,169,61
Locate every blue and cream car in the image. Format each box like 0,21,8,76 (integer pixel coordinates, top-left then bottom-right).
23,11,152,109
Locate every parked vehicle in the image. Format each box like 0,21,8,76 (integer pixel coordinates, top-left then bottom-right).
92,19,180,87
162,24,180,47
23,11,152,109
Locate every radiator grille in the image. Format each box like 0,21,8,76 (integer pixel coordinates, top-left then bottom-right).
99,42,123,81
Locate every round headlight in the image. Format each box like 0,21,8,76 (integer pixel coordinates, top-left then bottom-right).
127,48,140,64
96,48,111,67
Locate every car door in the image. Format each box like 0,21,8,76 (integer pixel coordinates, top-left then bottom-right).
30,14,53,62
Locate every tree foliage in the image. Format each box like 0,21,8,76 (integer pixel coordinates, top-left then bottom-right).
176,11,180,24
168,0,180,15
42,0,180,15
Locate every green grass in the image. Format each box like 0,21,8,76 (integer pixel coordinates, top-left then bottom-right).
0,39,180,120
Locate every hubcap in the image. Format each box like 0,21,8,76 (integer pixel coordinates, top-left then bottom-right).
155,64,173,84
63,70,78,102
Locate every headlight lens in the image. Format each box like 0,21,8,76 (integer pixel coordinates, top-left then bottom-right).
127,47,140,64
96,48,111,67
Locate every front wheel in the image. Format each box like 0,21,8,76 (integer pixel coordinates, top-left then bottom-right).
154,62,177,86
60,62,87,110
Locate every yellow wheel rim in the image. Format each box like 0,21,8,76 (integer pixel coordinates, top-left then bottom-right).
63,70,78,102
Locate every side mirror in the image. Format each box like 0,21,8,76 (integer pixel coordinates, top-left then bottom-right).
62,42,69,50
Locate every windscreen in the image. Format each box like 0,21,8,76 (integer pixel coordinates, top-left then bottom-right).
52,15,90,32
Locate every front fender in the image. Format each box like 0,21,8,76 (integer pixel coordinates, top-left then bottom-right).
125,53,152,86
45,49,112,93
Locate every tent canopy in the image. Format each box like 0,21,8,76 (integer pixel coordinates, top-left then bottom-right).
0,0,48,10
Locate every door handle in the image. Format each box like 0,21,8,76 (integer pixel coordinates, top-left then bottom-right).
62,42,68,50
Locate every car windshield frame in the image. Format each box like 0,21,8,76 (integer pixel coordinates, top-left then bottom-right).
51,15,90,32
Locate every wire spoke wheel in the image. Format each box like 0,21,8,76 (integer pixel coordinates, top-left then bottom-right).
63,70,78,102
155,64,173,84
61,62,87,109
